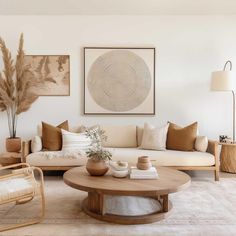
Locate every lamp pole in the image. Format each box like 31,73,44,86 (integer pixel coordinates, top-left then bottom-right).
232,90,235,142
224,61,235,143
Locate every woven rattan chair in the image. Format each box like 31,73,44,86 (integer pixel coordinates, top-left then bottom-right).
0,163,45,232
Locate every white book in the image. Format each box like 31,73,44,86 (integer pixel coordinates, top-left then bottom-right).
130,167,157,175
130,173,159,179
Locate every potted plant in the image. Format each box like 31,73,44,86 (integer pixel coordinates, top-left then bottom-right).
0,34,39,152
85,127,112,176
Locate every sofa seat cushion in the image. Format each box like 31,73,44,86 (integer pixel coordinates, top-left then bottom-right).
107,148,215,166
26,151,87,167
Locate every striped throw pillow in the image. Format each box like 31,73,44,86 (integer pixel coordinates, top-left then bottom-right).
61,129,92,151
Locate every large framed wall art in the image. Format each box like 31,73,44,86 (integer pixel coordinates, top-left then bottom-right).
84,47,155,115
24,55,70,96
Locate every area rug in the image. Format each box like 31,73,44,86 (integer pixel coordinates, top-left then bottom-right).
0,176,236,236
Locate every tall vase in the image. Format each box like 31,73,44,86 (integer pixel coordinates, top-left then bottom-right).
6,137,21,152
86,158,109,176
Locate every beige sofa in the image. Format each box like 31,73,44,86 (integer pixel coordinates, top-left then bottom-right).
22,125,219,181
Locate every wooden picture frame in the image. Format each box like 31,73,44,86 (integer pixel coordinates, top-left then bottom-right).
24,55,70,96
84,47,155,115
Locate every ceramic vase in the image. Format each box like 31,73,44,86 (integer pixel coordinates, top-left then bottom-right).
6,137,21,152
86,158,109,176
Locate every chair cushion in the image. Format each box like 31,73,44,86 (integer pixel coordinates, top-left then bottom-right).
101,125,137,148
0,177,35,202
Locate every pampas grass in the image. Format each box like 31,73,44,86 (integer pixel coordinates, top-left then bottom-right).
0,34,39,138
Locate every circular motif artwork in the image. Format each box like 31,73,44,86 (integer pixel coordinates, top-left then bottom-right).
87,50,152,112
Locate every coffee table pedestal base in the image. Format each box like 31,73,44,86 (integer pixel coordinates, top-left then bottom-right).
82,192,173,225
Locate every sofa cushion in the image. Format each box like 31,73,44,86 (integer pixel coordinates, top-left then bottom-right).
140,123,169,151
166,122,198,151
195,136,208,152
31,136,42,153
107,148,215,166
42,121,69,151
26,151,87,167
61,129,91,151
101,125,137,148
137,126,144,147
26,147,215,167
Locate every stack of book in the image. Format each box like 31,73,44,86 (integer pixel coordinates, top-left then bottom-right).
130,166,158,179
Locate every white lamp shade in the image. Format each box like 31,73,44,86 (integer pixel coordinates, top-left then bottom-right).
211,71,234,91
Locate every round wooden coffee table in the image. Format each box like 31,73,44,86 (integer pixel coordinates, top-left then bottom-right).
63,166,190,224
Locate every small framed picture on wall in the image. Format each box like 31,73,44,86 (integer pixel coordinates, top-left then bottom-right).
24,55,70,96
84,47,155,115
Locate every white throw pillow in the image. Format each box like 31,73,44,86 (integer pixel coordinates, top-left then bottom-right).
31,136,42,153
140,123,169,151
195,136,208,152
61,129,92,151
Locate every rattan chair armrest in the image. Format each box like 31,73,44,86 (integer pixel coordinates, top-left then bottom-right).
0,163,30,171
0,163,31,180
31,167,44,185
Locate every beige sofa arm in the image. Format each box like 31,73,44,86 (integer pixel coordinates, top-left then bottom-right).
22,140,32,163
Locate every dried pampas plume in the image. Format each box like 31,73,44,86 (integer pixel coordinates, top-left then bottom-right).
0,34,39,138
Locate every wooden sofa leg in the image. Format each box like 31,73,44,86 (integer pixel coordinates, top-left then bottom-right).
214,170,220,181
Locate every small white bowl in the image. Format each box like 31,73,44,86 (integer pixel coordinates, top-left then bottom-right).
109,161,128,171
112,169,129,178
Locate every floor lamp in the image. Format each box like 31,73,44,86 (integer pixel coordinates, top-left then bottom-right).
211,60,235,142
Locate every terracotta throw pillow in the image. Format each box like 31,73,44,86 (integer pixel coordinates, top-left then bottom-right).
166,122,198,151
42,120,69,151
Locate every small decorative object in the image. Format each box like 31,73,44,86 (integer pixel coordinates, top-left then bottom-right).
85,127,112,176
0,34,39,152
137,156,152,170
219,135,228,143
130,166,158,179
84,47,155,115
110,161,129,178
24,55,70,96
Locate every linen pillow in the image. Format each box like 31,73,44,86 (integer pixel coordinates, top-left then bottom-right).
42,120,69,151
166,122,198,151
61,129,92,151
31,136,42,153
195,136,208,152
140,123,169,151
101,125,137,148
137,126,144,147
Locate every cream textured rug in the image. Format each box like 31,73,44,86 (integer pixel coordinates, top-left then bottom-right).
0,176,236,236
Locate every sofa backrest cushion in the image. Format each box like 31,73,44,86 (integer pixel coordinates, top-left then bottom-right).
137,126,143,147
140,123,169,151
101,125,137,148
166,122,198,151
195,135,208,152
61,129,92,151
42,120,69,151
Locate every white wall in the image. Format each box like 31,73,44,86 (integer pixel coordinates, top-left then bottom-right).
0,15,235,151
